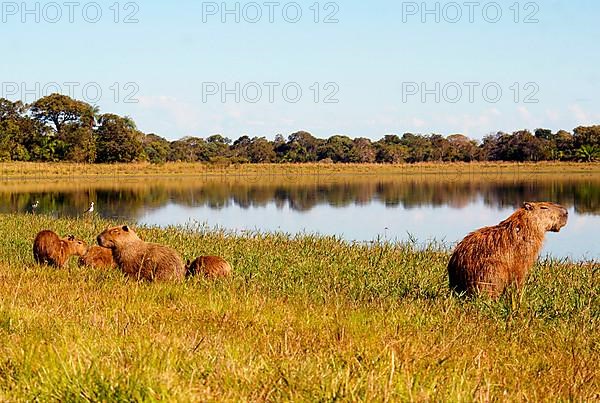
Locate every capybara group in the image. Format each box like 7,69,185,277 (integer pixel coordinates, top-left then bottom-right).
448,202,568,297
97,225,185,282
79,245,116,269
33,230,88,268
186,256,233,279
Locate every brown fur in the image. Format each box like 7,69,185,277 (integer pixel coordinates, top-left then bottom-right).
186,256,233,279
79,246,116,269
448,202,568,297
97,225,185,282
33,230,88,268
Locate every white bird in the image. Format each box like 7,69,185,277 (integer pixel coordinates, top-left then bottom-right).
85,202,95,214
32,200,40,209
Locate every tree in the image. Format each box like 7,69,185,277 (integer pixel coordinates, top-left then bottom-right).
576,145,600,162
281,131,321,162
246,137,276,163
0,99,31,161
429,134,452,161
534,128,554,141
61,124,96,162
573,126,600,148
401,133,432,162
447,134,479,161
554,130,574,160
375,135,410,163
29,94,97,162
168,137,211,162
205,134,232,160
317,135,354,162
349,138,376,163
143,133,171,164
95,114,143,163
30,94,90,136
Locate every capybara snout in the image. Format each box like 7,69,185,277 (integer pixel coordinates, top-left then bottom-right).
66,235,89,256
97,225,135,249
523,202,568,233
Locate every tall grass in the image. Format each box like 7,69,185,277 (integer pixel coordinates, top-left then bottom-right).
0,214,597,401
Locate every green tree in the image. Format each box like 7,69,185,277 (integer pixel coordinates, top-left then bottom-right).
447,134,479,162
400,133,432,162
168,137,211,162
143,133,171,164
318,135,354,162
282,131,321,162
246,137,276,163
30,94,90,136
349,138,376,163
205,134,232,161
29,94,96,162
375,135,410,163
573,126,600,148
0,99,31,161
576,145,600,162
95,114,143,163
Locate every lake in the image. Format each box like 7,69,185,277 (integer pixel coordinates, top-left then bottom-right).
1,172,598,260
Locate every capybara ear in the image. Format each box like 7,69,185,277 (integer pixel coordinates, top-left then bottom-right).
122,225,130,232
523,202,534,211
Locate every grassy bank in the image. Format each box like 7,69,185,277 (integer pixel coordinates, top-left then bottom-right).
0,214,598,401
1,161,600,179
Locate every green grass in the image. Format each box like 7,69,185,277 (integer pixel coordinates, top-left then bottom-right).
0,214,598,401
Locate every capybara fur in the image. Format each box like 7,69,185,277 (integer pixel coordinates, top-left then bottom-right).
79,245,116,269
33,230,88,268
186,256,232,279
97,225,185,282
448,202,568,298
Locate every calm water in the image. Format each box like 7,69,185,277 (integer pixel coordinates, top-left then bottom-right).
2,174,599,260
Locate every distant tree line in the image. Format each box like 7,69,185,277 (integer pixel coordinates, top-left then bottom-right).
1,94,600,164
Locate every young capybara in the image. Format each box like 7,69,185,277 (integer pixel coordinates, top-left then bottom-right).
448,202,568,298
79,245,116,269
186,256,233,279
33,230,88,268
96,225,185,282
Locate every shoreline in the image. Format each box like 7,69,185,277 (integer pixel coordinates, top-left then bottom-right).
1,161,600,179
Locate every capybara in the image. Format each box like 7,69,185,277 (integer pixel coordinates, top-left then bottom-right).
448,202,568,297
96,225,185,282
33,230,88,268
79,245,116,269
186,256,233,279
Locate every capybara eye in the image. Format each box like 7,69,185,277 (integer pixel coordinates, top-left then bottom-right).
540,206,549,210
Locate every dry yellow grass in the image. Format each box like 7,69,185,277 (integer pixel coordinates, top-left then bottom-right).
1,161,599,180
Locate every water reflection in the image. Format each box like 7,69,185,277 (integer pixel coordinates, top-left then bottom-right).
1,174,598,259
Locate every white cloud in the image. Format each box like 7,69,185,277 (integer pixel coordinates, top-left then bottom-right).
137,95,203,135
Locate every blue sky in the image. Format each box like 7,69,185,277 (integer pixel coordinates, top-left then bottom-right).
1,0,599,140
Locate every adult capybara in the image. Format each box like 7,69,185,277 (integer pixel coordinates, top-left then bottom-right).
33,230,88,268
97,225,185,282
79,245,116,269
448,202,568,298
186,256,233,279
